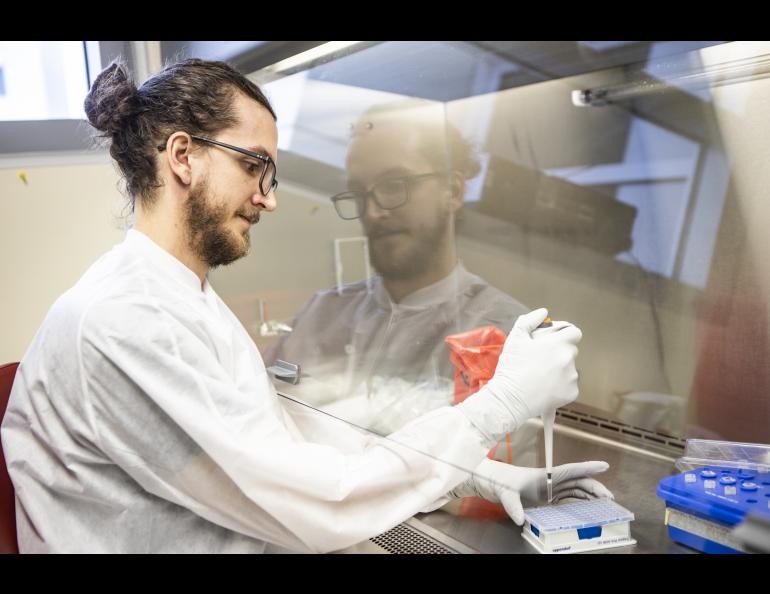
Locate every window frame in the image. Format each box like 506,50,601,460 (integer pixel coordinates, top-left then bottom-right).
0,41,325,157
0,41,133,155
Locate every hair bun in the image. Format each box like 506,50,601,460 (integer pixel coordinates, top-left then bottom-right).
84,60,139,135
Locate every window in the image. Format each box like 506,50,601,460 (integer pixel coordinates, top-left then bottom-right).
0,41,130,155
0,42,92,121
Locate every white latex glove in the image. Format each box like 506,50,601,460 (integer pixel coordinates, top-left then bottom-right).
457,308,581,445
449,458,614,525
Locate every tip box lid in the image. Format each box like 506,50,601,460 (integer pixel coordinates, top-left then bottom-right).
524,499,635,532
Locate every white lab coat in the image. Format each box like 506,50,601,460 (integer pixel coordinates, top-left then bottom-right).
1,230,490,553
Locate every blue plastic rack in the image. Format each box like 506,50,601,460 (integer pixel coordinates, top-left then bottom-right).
657,466,770,553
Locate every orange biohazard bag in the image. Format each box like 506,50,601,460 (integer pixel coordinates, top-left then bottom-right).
445,326,512,520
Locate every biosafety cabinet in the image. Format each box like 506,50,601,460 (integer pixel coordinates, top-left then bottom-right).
208,41,770,553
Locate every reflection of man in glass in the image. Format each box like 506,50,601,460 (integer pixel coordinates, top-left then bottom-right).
266,102,527,432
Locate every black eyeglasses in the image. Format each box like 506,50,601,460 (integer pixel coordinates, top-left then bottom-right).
157,134,278,196
330,172,445,220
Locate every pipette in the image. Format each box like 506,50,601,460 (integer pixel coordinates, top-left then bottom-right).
543,408,555,504
535,316,555,504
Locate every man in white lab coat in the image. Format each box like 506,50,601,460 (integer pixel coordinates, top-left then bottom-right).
1,59,611,553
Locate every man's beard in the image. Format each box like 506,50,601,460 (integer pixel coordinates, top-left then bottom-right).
185,178,252,269
366,205,450,281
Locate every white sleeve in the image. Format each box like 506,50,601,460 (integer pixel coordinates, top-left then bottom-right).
79,299,488,553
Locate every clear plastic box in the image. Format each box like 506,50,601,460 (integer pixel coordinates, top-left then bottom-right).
675,439,770,473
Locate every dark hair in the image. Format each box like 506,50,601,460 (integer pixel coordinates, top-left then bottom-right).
84,57,276,209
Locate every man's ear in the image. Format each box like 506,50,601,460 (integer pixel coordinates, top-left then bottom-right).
162,132,194,187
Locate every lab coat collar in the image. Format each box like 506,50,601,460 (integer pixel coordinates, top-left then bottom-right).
372,262,475,311
124,229,210,293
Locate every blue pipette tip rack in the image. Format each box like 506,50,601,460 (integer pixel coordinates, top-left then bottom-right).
657,466,770,554
657,438,770,554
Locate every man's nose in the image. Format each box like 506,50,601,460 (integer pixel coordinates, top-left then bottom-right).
362,194,388,220
252,189,277,212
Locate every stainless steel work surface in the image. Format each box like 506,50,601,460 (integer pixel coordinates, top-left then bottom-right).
412,420,696,554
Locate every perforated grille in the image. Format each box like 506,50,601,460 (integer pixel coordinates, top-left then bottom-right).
370,523,455,554
558,407,686,454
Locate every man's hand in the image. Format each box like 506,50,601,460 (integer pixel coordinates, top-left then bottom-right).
457,308,582,444
449,458,614,525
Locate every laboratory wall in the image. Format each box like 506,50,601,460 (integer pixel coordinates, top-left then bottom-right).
0,158,125,362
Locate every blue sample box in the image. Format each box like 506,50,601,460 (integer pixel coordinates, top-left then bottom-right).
657,466,770,553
